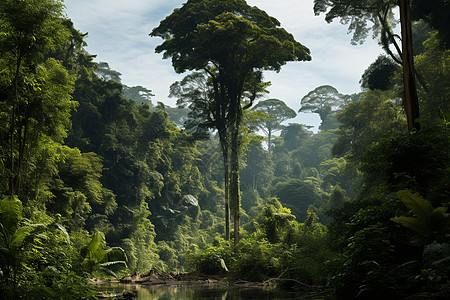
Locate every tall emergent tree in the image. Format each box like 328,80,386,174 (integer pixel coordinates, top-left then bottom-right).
151,0,311,245
170,70,270,240
299,85,344,126
170,71,233,240
313,0,420,131
252,99,296,152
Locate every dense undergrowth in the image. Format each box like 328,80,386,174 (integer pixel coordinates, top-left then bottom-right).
186,198,335,287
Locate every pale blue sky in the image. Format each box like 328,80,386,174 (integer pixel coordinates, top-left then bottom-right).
64,0,386,130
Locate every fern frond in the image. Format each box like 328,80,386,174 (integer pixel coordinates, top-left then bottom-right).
10,226,33,248
0,195,23,235
106,246,128,262
391,216,425,233
98,261,127,278
98,266,119,278
396,190,432,220
432,207,448,215
393,190,449,235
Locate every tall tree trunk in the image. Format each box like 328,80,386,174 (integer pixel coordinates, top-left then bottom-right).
230,121,240,246
399,0,420,131
10,50,23,195
229,89,242,246
220,139,230,241
211,71,231,241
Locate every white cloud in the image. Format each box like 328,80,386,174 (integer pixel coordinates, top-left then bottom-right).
65,0,386,129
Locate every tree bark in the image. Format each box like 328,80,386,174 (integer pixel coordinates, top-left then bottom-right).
230,121,240,246
267,122,272,153
399,0,420,131
229,89,242,247
220,138,230,241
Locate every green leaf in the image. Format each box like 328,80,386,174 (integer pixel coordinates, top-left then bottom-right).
89,231,108,261
10,226,32,248
53,223,70,244
11,223,46,249
219,258,228,272
0,195,24,236
99,261,127,268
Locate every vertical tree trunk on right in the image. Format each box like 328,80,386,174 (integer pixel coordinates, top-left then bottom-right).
399,0,420,131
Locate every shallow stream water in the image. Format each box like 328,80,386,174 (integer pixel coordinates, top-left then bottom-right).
98,283,318,299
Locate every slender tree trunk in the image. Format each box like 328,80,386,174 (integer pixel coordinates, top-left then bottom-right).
10,50,23,195
399,0,420,131
224,162,230,241
210,70,231,241
9,101,16,195
230,122,240,246
229,89,242,246
220,140,230,241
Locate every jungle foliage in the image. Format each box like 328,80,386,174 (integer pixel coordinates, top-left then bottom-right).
0,0,449,299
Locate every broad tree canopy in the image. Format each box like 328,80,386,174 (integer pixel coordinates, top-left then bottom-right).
360,55,399,91
299,85,344,124
252,99,296,151
151,0,310,81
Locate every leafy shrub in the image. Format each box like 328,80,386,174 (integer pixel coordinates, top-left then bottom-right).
185,240,233,275
232,237,286,281
421,242,450,285
157,241,179,270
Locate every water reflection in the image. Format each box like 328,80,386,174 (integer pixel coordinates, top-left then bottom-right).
99,283,311,299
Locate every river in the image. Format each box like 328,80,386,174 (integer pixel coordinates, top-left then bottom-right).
98,283,322,299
